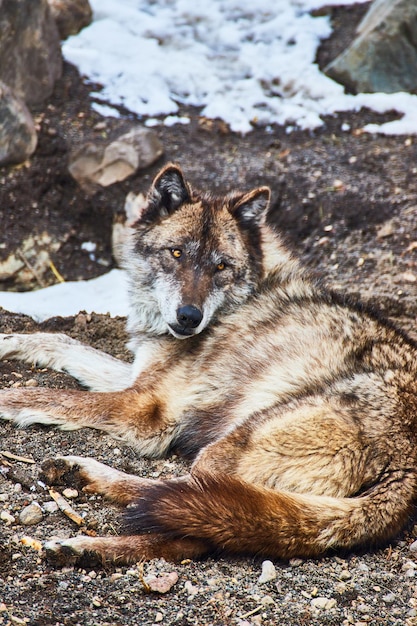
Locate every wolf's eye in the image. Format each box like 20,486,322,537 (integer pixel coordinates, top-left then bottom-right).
171,248,182,259
216,261,226,271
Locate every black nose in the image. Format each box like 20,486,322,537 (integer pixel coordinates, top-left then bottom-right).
176,305,203,329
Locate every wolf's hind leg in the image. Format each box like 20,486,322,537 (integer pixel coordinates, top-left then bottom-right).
41,455,159,506
192,402,372,499
0,333,131,391
44,534,209,566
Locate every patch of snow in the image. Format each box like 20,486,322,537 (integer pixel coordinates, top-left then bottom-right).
62,0,417,135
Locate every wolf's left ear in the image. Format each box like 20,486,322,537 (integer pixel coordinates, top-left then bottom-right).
148,164,191,216
230,187,271,227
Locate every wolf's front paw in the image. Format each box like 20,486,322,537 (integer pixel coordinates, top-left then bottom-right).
40,456,88,489
0,334,19,359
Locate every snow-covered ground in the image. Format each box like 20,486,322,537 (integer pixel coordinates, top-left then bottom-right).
65,0,417,135
0,270,129,322
2,0,417,322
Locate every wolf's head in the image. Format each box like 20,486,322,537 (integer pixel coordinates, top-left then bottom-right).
125,164,272,339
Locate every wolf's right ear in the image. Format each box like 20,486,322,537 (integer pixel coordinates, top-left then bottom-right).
147,164,191,217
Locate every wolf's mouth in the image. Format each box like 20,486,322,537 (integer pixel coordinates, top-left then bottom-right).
168,324,198,339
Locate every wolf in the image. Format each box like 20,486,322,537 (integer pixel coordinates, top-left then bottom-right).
1,163,417,566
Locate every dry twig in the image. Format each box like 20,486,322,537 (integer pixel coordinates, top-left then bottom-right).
48,488,84,526
0,451,35,464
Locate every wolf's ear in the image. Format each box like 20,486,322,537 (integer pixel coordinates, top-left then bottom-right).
148,164,191,217
230,187,271,227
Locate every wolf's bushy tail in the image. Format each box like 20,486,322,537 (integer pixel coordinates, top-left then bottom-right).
124,471,417,559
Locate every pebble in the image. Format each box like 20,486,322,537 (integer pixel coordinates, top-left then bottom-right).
110,573,123,582
258,560,277,583
311,597,337,610
1,510,16,524
382,593,396,604
144,572,179,594
409,539,417,553
25,378,38,387
43,501,59,514
62,488,78,499
19,502,43,525
0,494,9,502
184,581,199,597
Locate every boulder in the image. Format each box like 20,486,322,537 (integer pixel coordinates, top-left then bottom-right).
0,0,62,105
325,0,417,93
68,127,164,194
0,81,37,166
47,0,93,39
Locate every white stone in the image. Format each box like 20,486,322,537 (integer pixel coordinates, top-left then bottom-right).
258,560,277,584
19,502,43,525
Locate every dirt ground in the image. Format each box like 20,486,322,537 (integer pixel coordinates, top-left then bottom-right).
1,3,417,625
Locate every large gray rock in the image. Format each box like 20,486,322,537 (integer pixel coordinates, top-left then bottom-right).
47,0,92,40
0,0,62,105
68,127,164,194
325,0,417,93
0,81,37,166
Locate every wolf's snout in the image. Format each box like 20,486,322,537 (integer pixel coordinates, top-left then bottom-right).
176,305,203,330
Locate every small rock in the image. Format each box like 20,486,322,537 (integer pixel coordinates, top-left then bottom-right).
0,494,9,502
339,569,352,580
258,560,277,583
400,271,417,283
25,378,38,388
144,571,179,594
19,502,43,526
409,539,417,552
382,592,396,604
154,613,164,623
1,510,16,524
376,220,395,239
43,501,59,514
62,488,78,499
260,595,275,606
110,573,123,582
357,563,369,572
68,126,163,194
311,597,337,610
184,580,198,597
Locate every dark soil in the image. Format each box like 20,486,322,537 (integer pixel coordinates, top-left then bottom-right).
1,3,417,625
